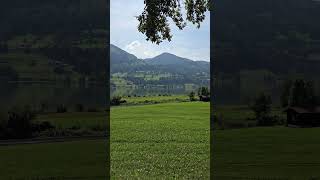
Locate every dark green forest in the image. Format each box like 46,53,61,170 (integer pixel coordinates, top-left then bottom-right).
213,0,320,104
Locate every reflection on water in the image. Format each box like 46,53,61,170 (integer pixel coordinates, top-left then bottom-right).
0,82,106,112
111,84,195,97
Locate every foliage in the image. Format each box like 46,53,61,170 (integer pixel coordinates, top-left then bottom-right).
87,107,100,112
290,80,318,108
197,86,210,96
280,80,293,108
75,104,85,112
111,96,123,106
56,104,67,113
188,91,196,101
0,111,8,138
250,93,277,126
281,79,319,108
137,0,210,44
0,42,8,53
5,106,37,139
39,102,49,113
32,121,55,133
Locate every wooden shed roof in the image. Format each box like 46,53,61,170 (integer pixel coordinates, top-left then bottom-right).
284,106,320,114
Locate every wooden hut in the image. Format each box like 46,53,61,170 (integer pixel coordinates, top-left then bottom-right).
284,106,320,127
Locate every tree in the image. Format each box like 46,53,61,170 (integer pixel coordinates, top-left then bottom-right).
250,93,274,126
137,0,211,44
0,42,8,53
111,96,126,106
198,86,209,96
7,106,36,139
280,80,293,108
0,110,8,139
188,91,196,101
286,79,318,108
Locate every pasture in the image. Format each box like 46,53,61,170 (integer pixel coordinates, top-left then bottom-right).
121,94,189,105
0,140,107,180
111,102,210,179
1,98,320,179
213,127,320,179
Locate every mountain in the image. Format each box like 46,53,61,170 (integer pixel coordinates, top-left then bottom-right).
110,44,210,88
146,53,194,65
110,44,140,64
110,44,147,73
111,44,209,73
144,52,209,75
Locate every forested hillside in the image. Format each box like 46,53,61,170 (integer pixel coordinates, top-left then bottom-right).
0,0,107,84
110,44,210,90
213,0,320,104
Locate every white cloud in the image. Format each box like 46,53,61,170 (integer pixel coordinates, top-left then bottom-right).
111,0,210,61
125,41,141,51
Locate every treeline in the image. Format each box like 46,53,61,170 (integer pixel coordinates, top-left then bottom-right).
0,103,105,140
43,46,107,80
189,87,210,102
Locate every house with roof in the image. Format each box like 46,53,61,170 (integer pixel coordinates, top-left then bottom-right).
284,106,320,127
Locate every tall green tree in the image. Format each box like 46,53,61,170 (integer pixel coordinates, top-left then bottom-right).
282,79,319,108
137,0,211,44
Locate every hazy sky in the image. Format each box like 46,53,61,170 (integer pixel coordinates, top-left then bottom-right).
110,0,210,61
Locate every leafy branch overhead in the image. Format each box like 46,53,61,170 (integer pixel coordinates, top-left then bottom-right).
137,0,212,44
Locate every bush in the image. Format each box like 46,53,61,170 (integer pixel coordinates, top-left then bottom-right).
214,114,225,130
39,102,49,113
256,116,278,126
75,104,84,112
87,107,99,112
57,104,67,113
0,111,8,139
90,124,106,131
111,96,126,106
6,106,37,139
32,121,55,133
250,93,277,126
188,91,196,101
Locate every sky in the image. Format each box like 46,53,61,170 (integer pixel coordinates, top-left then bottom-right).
110,0,210,61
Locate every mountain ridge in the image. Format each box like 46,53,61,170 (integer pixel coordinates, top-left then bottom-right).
110,44,210,88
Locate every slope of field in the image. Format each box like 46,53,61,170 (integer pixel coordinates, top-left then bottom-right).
0,53,79,81
214,127,320,179
111,102,210,179
0,140,107,179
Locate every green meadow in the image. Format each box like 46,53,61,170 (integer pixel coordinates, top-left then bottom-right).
0,140,107,180
121,95,189,105
111,102,210,179
1,99,320,179
213,127,320,179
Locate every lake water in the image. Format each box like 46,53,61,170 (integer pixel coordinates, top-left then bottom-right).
0,82,106,112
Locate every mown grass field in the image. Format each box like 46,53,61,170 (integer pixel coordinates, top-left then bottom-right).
122,95,189,105
0,140,107,180
213,127,320,179
2,99,320,179
111,102,210,179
